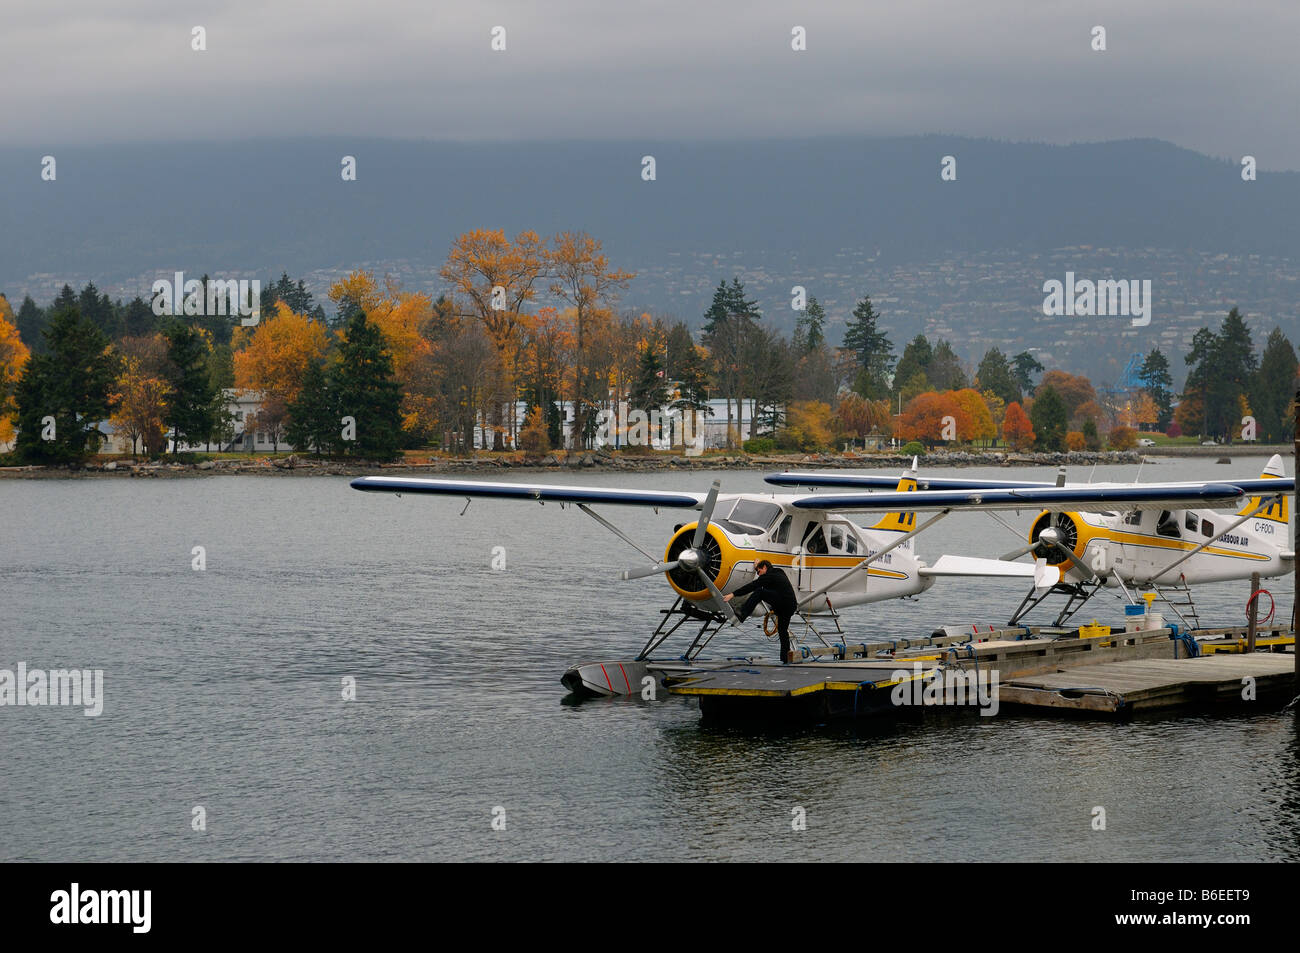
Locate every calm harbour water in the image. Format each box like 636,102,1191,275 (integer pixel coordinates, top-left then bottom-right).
2,460,1297,862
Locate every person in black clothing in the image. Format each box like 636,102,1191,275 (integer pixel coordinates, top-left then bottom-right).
724,559,799,663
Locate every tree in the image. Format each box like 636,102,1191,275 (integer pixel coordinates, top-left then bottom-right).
1037,370,1096,422
14,307,118,463
897,391,960,448
0,299,31,447
1066,431,1086,451
333,312,403,461
1110,426,1138,451
162,321,218,454
793,296,827,354
15,295,46,353
285,359,339,457
1138,347,1174,429
843,296,893,399
1029,385,1067,451
1185,309,1257,441
975,347,1020,406
444,229,553,450
1011,351,1044,395
950,388,996,444
777,400,834,451
892,335,932,397
628,340,670,442
110,358,170,456
928,339,968,391
1082,417,1100,451
1002,402,1035,451
702,277,762,448
518,405,550,455
1253,328,1298,442
233,301,330,431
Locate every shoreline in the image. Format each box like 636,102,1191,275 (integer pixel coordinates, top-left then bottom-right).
1,444,1289,479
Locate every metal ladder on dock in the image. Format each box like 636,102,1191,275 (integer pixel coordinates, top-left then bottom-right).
1152,577,1201,631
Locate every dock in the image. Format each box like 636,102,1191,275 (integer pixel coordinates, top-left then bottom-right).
655,624,1297,722
999,653,1297,715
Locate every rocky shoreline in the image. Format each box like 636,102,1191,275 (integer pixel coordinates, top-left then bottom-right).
6,446,1275,478
4,443,1290,479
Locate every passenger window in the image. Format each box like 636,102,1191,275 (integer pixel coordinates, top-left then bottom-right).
772,515,792,544
1156,511,1180,538
1202,520,1214,537
1185,512,1198,532
845,531,859,555
804,527,828,555
829,526,844,550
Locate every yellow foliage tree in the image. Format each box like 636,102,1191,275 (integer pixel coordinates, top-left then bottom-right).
0,299,30,445
233,302,329,408
110,357,171,456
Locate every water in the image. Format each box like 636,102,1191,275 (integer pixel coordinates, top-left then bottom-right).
2,460,1298,861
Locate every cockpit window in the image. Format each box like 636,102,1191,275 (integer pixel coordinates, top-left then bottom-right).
1156,510,1180,538
772,515,793,544
725,500,782,533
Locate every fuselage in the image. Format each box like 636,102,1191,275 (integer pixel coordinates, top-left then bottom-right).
662,495,932,613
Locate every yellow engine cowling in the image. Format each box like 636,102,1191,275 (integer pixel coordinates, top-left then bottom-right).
1029,510,1087,568
662,522,741,600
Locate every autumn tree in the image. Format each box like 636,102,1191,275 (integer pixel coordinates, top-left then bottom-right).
949,388,996,445
897,391,959,447
777,400,834,452
0,298,31,447
110,358,170,456
443,229,553,450
233,300,330,446
1001,401,1035,451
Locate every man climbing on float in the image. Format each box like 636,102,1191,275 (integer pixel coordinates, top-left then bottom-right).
724,559,799,664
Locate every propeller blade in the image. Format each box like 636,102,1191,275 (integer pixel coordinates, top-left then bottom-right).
620,560,680,581
1051,540,1093,578
694,565,738,624
1000,542,1038,561
692,479,722,549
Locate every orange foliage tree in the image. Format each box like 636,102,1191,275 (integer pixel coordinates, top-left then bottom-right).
0,299,30,445
897,391,959,446
1002,401,1035,450
950,388,996,444
110,357,171,456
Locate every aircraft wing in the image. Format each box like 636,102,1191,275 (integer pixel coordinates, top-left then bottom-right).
790,483,1246,513
768,472,1054,490
350,476,705,508
769,472,1295,495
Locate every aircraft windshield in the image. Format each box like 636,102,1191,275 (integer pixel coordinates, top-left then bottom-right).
724,500,782,533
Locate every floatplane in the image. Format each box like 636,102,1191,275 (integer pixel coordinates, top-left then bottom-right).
350,461,1276,696
768,454,1295,630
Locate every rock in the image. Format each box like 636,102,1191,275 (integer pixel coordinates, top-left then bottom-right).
1216,456,1232,464
581,453,595,467
197,460,215,470
542,454,559,467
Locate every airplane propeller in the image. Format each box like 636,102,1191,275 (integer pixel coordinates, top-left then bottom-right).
618,479,738,622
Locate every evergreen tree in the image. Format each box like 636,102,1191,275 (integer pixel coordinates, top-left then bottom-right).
843,295,893,399
1030,385,1067,451
286,359,339,457
1137,347,1175,429
793,296,826,354
15,296,46,353
628,345,670,415
976,347,1020,406
892,335,932,396
162,321,218,454
927,339,968,391
1253,328,1298,442
701,277,761,447
334,312,403,461
121,296,157,338
1081,417,1100,451
14,307,118,463
1011,350,1044,395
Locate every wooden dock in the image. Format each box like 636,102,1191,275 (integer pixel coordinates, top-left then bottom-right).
656,625,1297,722
999,653,1297,715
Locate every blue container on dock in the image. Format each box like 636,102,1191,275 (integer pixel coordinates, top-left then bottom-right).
1123,604,1145,617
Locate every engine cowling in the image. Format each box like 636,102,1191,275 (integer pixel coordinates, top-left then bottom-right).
1029,510,1086,568
663,522,733,600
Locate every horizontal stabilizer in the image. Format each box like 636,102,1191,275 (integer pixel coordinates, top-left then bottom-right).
351,476,703,508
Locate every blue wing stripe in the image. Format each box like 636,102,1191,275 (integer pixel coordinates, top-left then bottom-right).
791,483,1246,512
350,476,701,508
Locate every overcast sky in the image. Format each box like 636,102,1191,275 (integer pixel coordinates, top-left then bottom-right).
3,0,1297,169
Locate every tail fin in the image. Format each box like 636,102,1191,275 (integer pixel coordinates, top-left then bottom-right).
1240,453,1289,523
872,457,919,531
